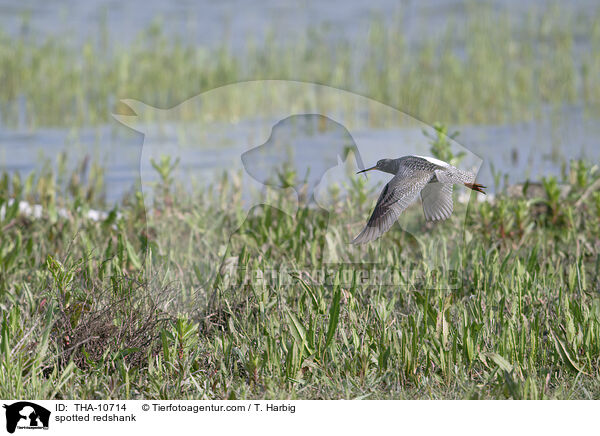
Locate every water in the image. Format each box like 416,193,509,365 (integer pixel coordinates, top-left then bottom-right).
1,106,598,204
1,0,598,50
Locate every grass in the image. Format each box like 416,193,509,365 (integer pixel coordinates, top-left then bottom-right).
1,127,599,400
0,3,599,129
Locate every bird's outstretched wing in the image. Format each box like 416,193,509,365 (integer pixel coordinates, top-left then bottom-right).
421,182,454,222
352,169,432,244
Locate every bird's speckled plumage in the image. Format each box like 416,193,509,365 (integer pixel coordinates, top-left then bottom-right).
352,155,484,244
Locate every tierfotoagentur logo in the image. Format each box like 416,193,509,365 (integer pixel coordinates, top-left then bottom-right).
2,402,51,434
113,80,483,315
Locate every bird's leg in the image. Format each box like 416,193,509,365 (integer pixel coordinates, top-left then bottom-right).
464,183,486,194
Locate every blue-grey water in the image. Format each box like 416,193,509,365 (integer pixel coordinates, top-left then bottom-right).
2,0,598,50
1,106,598,204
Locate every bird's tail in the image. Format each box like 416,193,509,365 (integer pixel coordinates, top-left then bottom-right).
464,183,486,194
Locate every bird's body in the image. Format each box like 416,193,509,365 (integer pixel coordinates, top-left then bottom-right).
352,155,485,244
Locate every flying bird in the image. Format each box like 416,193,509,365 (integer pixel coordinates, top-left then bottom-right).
352,155,485,244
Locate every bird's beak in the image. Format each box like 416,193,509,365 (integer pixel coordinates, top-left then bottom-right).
356,166,376,174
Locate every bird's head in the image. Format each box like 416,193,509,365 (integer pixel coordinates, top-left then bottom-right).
356,158,394,175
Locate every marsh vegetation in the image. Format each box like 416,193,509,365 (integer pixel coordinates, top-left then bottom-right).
1,129,599,399
1,2,600,400
0,4,599,128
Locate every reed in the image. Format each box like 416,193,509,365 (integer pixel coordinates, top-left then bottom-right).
0,3,598,129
